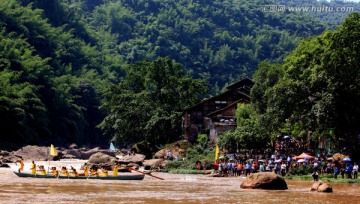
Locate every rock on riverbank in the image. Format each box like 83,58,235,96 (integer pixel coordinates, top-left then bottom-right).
0,145,165,171
0,141,191,170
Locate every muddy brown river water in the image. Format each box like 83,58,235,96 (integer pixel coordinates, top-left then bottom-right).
0,161,359,204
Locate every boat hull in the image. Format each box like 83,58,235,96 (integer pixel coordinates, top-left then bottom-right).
13,171,145,180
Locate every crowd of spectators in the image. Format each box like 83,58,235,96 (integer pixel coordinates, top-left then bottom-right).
212,137,358,179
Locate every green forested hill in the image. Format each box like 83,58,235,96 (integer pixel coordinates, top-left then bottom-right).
0,0,352,146
0,0,122,145
83,0,327,86
232,13,360,158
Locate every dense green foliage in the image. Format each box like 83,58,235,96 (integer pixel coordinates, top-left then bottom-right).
285,174,360,183
84,0,328,86
0,0,122,145
0,0,334,146
218,103,269,151
99,57,208,146
165,134,215,171
3,0,360,154
220,13,360,158
271,12,360,151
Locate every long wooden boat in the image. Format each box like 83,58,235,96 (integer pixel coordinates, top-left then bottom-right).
13,171,145,180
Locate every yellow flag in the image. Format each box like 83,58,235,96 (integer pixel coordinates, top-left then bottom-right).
215,145,219,161
50,144,58,156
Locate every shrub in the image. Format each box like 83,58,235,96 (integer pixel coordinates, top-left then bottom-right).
164,135,216,172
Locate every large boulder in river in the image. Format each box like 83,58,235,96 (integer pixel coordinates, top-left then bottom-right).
0,161,10,168
317,183,333,193
59,147,116,160
88,152,117,164
310,182,333,193
12,145,50,161
0,150,19,164
80,148,116,160
118,154,146,165
0,150,10,157
62,148,84,159
68,143,78,149
240,172,288,190
62,154,77,159
1,154,22,163
143,159,166,170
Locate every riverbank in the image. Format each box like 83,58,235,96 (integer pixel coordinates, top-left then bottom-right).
5,160,359,185
1,166,360,204
285,174,359,184
165,167,360,184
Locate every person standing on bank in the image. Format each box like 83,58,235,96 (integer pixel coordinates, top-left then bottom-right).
312,170,319,181
281,162,287,176
245,162,252,176
334,166,340,179
353,163,358,179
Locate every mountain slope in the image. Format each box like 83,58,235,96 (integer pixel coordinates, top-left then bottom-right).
0,0,347,145
84,0,327,86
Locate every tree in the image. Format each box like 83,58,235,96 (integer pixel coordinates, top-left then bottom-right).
0,0,118,145
87,0,327,87
249,13,360,156
99,57,208,146
251,61,284,114
218,104,270,151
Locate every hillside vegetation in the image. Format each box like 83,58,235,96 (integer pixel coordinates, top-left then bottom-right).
0,0,355,147
219,13,360,159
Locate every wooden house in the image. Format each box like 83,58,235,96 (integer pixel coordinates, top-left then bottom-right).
182,78,254,143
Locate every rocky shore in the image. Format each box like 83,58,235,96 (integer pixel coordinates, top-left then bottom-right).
0,141,189,170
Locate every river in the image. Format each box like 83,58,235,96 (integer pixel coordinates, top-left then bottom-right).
0,161,359,204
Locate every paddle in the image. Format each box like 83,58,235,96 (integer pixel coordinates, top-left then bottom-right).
129,168,164,180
